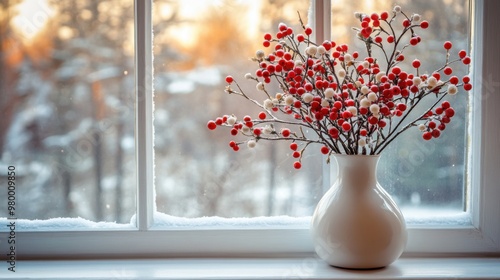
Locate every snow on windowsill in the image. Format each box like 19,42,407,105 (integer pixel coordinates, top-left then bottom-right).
0,209,472,232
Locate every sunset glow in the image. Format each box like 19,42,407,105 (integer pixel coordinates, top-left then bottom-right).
12,0,54,40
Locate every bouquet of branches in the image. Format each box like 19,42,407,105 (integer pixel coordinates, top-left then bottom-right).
208,5,472,169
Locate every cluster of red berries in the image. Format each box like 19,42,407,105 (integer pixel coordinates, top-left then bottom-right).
208,6,472,169
420,101,456,140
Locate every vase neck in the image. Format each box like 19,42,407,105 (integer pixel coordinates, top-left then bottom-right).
333,155,380,192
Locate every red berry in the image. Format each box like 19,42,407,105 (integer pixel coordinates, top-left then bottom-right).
412,59,421,68
253,128,261,136
403,19,411,28
292,151,301,158
428,121,437,129
341,111,351,119
304,83,313,91
232,145,240,152
387,35,394,43
281,128,291,137
263,40,271,48
443,67,453,75
360,129,368,136
225,76,234,84
420,20,429,29
368,116,378,125
443,41,453,50
432,72,441,80
297,34,305,42
320,146,330,155
375,36,383,44
432,129,441,138
230,128,238,136
380,11,389,20
328,127,339,137
458,50,467,59
264,33,272,41
423,131,432,140
397,103,407,111
229,141,236,148
378,120,387,128
322,40,332,50
462,76,471,83
438,124,446,131
304,27,313,36
359,107,369,115
278,23,287,32
441,101,451,109
258,112,267,120
464,83,472,91
449,76,459,85
410,37,419,46
290,143,298,151
207,121,217,130
445,108,455,118
342,122,351,131
293,161,302,169
462,56,471,65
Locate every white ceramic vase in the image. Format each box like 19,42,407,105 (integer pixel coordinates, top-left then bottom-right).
311,154,407,269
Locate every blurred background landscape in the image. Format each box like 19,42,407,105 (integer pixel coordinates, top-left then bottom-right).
0,0,469,224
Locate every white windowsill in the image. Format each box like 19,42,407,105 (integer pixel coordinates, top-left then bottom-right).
7,257,500,279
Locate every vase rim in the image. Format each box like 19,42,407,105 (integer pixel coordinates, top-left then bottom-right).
332,154,380,158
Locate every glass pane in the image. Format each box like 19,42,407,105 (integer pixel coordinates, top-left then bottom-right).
330,0,470,219
153,0,316,219
0,0,136,225
153,0,470,222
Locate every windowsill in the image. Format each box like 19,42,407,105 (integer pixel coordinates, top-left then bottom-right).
8,257,500,279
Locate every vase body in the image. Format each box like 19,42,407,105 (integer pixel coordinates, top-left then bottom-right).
311,154,407,269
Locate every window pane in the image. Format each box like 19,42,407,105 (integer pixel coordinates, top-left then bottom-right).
153,0,470,221
153,0,316,218
331,0,470,219
0,0,136,224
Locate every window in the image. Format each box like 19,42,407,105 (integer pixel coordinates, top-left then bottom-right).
0,0,499,258
0,0,136,225
151,0,470,223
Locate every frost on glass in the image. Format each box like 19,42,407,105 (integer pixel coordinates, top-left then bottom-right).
0,0,136,224
153,0,470,221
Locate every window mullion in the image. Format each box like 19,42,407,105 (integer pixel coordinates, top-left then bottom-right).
135,0,154,230
311,0,332,193
311,0,331,46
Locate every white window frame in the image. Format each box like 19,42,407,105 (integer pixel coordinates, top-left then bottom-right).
8,0,500,259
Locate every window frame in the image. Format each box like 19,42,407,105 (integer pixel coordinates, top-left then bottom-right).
6,0,500,259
